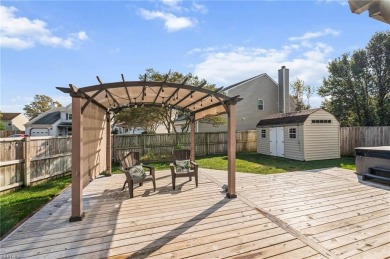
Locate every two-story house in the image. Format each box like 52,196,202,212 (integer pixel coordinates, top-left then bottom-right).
24,105,72,136
194,66,294,132
1,113,29,131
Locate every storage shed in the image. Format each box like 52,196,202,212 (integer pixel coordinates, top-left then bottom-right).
256,108,340,161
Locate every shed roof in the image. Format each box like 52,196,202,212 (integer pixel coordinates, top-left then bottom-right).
2,113,21,120
34,112,61,125
256,108,322,126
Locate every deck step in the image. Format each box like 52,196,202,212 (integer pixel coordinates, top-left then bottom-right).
370,166,390,174
362,173,390,182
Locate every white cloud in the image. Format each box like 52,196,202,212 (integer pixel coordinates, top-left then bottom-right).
161,0,181,7
138,8,197,32
317,0,348,6
192,2,208,14
0,5,88,50
289,28,340,41
190,30,340,108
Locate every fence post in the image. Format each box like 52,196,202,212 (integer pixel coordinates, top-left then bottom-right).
142,134,145,156
206,132,210,155
23,136,31,186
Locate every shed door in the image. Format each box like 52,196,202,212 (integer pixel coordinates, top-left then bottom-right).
276,127,284,157
270,127,284,157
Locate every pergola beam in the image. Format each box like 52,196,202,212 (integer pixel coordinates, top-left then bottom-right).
183,93,212,109
121,74,132,104
78,81,230,101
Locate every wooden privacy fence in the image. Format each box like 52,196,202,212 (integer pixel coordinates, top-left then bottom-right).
112,130,257,161
0,130,23,138
340,126,390,156
0,136,72,192
1,127,388,192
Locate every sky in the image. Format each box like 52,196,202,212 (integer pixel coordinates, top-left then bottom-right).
1,0,388,113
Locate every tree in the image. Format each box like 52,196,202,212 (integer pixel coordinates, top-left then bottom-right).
115,68,226,133
0,112,5,130
290,78,313,111
366,31,390,125
115,107,164,134
318,31,390,126
23,95,62,119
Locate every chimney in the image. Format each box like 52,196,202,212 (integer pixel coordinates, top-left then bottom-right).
51,103,58,109
278,66,289,113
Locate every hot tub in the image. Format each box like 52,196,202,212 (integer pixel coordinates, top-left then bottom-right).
355,146,390,181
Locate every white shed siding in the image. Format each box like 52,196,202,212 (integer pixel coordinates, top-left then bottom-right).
303,110,340,161
284,124,305,161
257,127,270,155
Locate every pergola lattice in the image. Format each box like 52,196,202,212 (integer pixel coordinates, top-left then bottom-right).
57,75,242,222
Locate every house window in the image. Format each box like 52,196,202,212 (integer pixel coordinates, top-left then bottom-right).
289,128,297,139
312,119,331,124
261,129,266,138
257,99,264,110
68,114,72,120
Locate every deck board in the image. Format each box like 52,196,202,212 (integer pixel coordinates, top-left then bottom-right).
1,167,389,258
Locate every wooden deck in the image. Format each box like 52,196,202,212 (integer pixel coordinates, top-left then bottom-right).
1,168,389,258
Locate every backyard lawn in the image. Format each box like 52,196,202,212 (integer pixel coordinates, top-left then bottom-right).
112,152,356,174
0,176,71,239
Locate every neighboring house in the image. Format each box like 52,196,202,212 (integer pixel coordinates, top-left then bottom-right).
256,108,340,161
25,105,72,136
1,113,29,131
185,66,295,132
113,123,169,135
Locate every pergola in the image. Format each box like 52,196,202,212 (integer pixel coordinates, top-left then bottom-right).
57,75,242,222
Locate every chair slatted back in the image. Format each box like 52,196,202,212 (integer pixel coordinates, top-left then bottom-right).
118,151,140,169
173,149,191,161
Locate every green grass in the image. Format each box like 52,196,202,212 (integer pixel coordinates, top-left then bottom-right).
0,176,71,238
196,152,355,174
112,152,355,175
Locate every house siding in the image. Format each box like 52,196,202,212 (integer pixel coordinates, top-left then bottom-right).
11,115,28,131
257,127,270,155
284,124,305,161
303,110,340,161
197,75,282,132
227,76,280,131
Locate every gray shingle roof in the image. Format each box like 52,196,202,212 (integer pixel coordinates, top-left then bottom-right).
34,112,61,124
256,109,322,127
2,113,21,120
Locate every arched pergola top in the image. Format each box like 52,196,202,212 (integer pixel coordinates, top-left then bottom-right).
57,76,242,120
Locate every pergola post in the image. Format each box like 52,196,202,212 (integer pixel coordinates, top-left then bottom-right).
227,101,237,198
190,114,196,161
105,112,112,176
69,95,85,222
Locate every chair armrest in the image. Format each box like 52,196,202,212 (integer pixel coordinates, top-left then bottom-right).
170,163,176,174
142,164,154,170
142,164,155,175
190,161,198,172
190,161,198,167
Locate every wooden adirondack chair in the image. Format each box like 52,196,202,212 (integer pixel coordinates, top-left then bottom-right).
170,149,198,190
118,151,156,198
